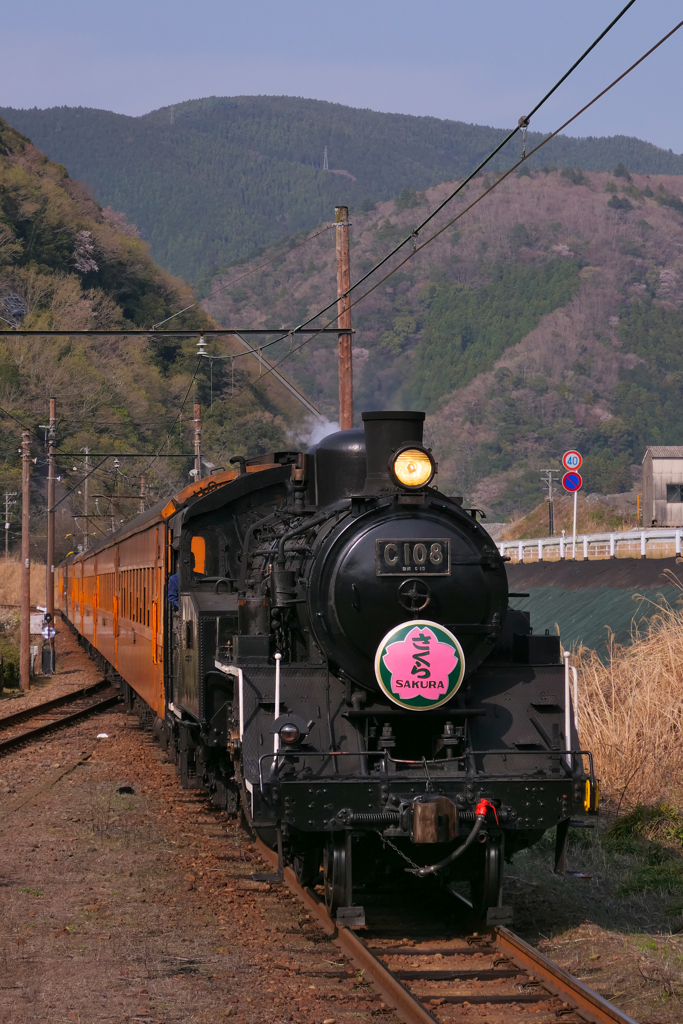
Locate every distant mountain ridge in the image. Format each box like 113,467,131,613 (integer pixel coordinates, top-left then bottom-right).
0,114,291,561
200,165,683,518
2,96,682,284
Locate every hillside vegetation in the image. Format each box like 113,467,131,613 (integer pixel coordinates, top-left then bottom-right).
0,116,291,561
203,164,683,517
2,96,683,283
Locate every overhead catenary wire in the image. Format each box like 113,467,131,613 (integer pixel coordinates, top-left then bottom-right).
219,0,641,367
150,222,337,330
143,357,203,475
49,456,110,514
0,384,202,517
3,5,664,505
243,14,683,388
0,5,662,514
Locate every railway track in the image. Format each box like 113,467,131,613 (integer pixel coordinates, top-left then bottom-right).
0,680,120,754
253,836,639,1024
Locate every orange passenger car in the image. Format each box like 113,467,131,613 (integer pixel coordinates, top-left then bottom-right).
58,507,166,714
56,464,275,717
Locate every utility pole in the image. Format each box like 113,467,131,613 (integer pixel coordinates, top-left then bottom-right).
20,430,30,691
193,404,202,480
46,398,56,630
140,474,146,515
335,206,353,430
4,491,17,559
541,469,557,537
83,447,90,550
323,146,328,171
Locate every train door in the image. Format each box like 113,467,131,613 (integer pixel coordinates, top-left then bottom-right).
93,555,98,649
79,560,84,635
114,545,119,670
179,594,199,717
174,526,219,718
166,516,181,708
152,526,164,711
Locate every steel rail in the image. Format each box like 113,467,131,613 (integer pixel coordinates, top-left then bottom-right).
252,835,638,1024
496,926,639,1024
0,679,110,730
252,836,440,1024
0,688,120,754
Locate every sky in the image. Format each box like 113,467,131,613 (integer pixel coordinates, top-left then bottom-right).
3,0,683,152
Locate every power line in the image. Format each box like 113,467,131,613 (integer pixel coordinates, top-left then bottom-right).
246,14,683,387
0,4,666,505
57,452,196,457
49,456,110,514
150,222,336,330
0,328,346,336
143,357,203,475
218,0,641,368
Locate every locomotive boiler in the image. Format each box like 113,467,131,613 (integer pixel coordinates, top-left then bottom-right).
58,409,598,925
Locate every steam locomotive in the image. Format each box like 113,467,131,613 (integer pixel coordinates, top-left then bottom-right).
58,410,598,925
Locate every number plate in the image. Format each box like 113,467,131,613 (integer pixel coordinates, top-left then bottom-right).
375,539,450,576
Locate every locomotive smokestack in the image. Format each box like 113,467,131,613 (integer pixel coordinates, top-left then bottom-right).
362,411,425,494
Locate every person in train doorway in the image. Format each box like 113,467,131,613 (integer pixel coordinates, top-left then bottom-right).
168,572,179,610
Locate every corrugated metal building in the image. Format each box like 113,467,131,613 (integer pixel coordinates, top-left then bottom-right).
642,446,683,527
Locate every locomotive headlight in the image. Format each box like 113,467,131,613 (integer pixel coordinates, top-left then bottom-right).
390,446,435,489
279,723,301,744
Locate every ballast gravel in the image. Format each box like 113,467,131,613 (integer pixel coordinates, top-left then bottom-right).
0,631,395,1024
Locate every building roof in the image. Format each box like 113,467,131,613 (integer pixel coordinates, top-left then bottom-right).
643,446,683,462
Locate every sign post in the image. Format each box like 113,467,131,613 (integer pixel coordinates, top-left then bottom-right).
562,452,583,560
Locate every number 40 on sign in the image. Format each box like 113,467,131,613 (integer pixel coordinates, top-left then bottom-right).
562,450,582,558
562,450,582,471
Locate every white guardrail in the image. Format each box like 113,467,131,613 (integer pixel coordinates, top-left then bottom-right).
499,527,683,564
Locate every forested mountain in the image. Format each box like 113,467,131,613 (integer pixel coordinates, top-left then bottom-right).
2,96,682,284
0,116,291,559
202,165,683,518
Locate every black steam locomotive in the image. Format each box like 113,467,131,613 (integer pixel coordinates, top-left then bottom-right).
158,410,597,924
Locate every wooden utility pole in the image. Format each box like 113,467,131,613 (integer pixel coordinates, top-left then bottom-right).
44,398,57,674
335,206,353,430
83,447,90,550
193,404,202,480
20,430,30,690
140,474,146,515
46,398,56,627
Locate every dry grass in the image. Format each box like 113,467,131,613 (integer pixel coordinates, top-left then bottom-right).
0,558,50,607
501,492,638,541
577,590,683,809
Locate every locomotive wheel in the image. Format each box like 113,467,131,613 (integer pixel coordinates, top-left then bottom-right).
470,834,504,918
293,847,322,888
323,833,347,916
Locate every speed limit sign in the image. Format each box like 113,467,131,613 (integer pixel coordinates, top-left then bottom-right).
562,450,582,471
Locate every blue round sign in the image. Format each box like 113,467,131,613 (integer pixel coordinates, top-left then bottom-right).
562,471,582,492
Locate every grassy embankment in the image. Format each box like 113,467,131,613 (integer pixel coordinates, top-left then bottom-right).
502,492,639,541
514,599,683,950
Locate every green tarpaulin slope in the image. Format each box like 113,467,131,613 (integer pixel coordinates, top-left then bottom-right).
506,558,683,655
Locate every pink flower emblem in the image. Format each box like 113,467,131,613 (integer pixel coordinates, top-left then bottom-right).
382,625,459,701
